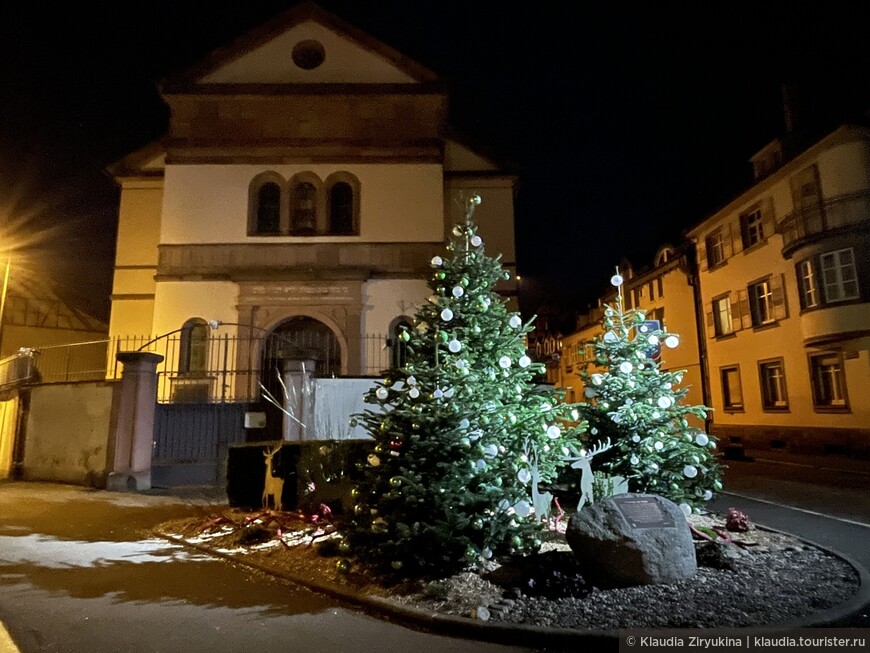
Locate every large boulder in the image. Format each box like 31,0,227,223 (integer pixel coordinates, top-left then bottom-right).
565,493,697,588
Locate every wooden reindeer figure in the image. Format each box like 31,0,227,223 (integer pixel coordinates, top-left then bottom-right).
262,445,284,512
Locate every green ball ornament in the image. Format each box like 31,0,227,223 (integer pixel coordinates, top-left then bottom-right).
472,517,484,530
391,560,404,570
338,540,351,553
336,559,351,574
349,417,358,428
389,476,402,487
436,272,446,280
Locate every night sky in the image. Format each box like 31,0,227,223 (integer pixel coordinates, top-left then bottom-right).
2,2,870,327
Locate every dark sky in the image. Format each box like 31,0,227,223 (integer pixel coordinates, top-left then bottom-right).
2,2,870,325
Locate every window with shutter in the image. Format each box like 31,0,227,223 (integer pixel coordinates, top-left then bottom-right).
720,366,743,411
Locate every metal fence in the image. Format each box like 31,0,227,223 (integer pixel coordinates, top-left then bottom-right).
0,331,400,403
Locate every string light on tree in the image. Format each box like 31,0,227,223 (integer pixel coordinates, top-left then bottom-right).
343,195,585,577
575,267,723,511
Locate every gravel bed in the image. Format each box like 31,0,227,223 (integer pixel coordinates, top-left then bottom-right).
158,511,862,630
487,548,858,629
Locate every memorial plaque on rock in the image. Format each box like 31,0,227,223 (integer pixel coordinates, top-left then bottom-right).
613,495,675,529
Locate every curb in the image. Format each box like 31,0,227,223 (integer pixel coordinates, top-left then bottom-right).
157,521,870,644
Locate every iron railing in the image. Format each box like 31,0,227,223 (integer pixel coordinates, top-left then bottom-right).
777,190,870,254
0,331,402,403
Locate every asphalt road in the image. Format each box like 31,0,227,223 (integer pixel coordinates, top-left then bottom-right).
711,452,870,627
0,482,535,653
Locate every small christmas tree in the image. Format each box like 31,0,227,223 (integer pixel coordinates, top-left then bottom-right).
578,269,723,513
342,196,584,577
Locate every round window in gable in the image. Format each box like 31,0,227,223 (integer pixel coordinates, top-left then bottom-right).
292,40,326,70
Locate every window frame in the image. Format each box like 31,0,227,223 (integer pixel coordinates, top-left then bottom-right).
740,206,765,250
758,357,789,411
796,258,820,310
748,278,775,327
820,247,860,303
712,294,734,337
808,352,850,411
720,365,744,412
706,229,726,268
179,318,210,376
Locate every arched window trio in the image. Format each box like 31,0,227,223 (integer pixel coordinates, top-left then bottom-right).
249,171,360,237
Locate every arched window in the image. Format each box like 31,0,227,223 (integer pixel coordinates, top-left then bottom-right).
329,182,354,234
179,318,209,375
291,182,317,235
248,172,287,236
388,317,413,370
256,182,281,234
325,172,360,235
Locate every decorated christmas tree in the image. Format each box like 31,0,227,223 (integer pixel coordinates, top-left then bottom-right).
578,270,723,514
342,196,584,577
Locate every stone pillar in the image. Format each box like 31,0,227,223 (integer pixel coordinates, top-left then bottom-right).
281,358,316,441
107,351,164,492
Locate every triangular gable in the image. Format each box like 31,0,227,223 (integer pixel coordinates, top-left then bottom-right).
163,2,438,88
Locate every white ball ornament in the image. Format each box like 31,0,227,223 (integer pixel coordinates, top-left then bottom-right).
630,455,639,465
509,315,522,329
455,359,467,370
407,376,417,386
679,503,692,517
611,274,624,287
430,256,443,267
683,465,698,478
484,444,499,457
584,387,597,398
547,425,561,439
591,374,604,386
433,388,443,399
499,356,512,369
703,490,713,501
452,286,464,298
695,433,710,446
665,335,680,349
648,335,660,345
440,308,454,321
619,361,634,374
657,396,673,409
654,441,664,451
409,387,420,399
471,235,483,247
513,500,531,518
518,469,531,484
519,355,531,368
375,387,389,400
476,459,487,470
448,339,462,353
459,418,470,429
632,434,641,443
603,331,618,343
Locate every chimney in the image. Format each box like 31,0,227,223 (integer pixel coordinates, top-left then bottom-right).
781,82,800,135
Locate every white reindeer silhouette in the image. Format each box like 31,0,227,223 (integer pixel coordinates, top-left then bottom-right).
262,445,284,512
526,442,553,524
568,438,616,511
